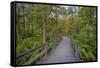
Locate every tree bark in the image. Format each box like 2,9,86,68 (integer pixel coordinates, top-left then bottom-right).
42,8,47,44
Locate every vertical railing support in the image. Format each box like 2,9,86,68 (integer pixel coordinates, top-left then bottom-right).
44,45,48,57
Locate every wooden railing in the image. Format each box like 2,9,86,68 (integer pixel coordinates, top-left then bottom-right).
16,44,48,65
16,35,62,65
16,45,45,61
23,45,48,65
70,37,81,60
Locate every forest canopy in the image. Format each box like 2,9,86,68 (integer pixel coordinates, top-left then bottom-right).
16,3,97,64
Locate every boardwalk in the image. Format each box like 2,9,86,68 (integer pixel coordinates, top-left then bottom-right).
37,36,80,64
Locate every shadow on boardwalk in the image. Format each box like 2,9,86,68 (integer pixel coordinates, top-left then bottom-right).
37,36,80,64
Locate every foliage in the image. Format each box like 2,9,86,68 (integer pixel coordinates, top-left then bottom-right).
16,3,97,64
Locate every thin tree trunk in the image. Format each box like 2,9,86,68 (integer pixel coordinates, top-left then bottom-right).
17,8,20,41
23,4,27,32
42,7,48,45
42,12,46,44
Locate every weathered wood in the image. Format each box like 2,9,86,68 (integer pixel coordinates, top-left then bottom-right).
16,36,62,65
70,37,81,59
23,48,47,65
37,36,81,64
16,45,45,61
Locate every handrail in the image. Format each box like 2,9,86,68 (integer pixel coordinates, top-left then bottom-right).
70,37,81,60
16,35,62,65
23,47,47,65
16,44,45,61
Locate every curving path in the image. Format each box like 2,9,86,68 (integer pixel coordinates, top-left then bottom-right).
37,36,80,64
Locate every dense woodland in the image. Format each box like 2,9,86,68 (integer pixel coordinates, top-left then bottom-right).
16,3,97,64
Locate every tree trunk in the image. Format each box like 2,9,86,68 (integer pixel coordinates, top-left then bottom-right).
42,8,47,44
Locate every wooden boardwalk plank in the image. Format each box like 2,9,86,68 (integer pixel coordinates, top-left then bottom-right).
37,36,80,64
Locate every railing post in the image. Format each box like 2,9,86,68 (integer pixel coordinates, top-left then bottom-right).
70,37,81,60
44,45,48,57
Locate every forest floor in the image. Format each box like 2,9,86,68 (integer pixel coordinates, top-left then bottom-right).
37,36,80,64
